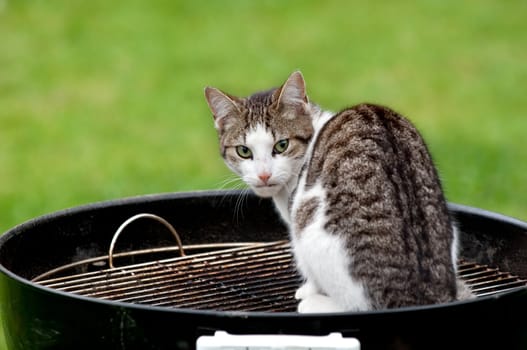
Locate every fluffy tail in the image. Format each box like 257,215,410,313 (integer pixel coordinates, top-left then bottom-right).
456,279,476,300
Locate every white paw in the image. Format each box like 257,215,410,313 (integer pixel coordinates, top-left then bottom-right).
295,281,319,300
297,294,345,313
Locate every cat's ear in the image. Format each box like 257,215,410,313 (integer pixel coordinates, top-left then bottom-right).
273,71,309,117
204,87,241,130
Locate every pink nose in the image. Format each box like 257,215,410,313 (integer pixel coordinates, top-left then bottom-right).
258,173,271,184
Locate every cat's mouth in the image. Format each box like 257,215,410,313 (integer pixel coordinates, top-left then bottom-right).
255,184,278,188
252,184,281,197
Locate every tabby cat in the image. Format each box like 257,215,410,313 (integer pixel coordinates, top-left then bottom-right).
204,71,471,313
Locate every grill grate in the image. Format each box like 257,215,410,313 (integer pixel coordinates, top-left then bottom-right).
35,241,527,312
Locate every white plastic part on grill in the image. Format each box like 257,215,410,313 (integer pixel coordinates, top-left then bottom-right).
196,331,360,350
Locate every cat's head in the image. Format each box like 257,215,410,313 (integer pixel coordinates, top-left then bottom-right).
204,71,316,198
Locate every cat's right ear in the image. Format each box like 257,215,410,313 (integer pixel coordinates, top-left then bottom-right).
204,87,241,131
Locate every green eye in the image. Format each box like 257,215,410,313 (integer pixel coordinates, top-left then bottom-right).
273,139,289,155
236,145,253,159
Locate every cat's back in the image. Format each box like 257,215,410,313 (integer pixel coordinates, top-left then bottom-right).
306,103,440,195
298,103,457,308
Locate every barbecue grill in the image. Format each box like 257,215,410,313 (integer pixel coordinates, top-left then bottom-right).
1,190,527,349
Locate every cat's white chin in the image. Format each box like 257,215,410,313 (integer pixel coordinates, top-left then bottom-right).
252,185,282,198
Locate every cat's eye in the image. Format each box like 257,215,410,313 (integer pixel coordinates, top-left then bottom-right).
236,145,253,159
273,139,289,155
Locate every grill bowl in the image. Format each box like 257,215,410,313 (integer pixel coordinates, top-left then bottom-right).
1,190,527,349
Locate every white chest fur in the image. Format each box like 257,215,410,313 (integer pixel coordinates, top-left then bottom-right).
273,112,372,313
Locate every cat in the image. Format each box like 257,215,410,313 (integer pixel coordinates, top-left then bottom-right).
204,71,472,313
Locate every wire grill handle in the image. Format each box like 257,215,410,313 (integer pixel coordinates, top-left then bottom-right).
109,213,185,269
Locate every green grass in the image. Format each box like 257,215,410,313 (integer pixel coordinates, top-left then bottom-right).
1,0,526,348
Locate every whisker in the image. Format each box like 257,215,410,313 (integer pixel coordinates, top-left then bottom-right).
234,188,253,224
215,175,244,190
215,175,246,208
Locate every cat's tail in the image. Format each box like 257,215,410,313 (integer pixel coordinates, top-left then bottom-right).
456,278,476,300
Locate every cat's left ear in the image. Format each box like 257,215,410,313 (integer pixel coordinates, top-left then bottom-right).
274,71,309,117
204,87,241,131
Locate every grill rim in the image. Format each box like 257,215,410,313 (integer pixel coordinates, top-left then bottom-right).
3,190,526,252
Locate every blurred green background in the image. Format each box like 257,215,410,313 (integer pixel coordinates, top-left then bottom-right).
1,0,526,348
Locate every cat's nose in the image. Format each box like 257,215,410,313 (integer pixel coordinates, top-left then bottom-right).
258,172,272,184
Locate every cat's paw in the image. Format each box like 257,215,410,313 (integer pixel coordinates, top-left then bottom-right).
297,294,344,313
295,281,319,300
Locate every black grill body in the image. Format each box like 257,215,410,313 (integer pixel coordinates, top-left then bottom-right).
1,190,527,350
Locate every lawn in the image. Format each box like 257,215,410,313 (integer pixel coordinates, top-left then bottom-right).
1,0,526,348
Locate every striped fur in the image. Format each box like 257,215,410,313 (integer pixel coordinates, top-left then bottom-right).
205,72,470,312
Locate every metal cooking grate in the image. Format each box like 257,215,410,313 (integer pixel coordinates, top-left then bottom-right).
34,240,527,312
